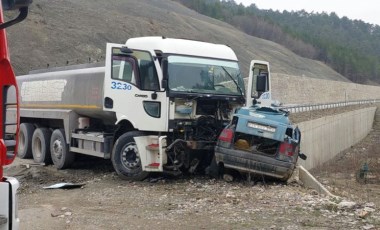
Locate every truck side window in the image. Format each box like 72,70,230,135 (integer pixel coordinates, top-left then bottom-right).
135,52,159,91
111,48,159,91
112,56,136,84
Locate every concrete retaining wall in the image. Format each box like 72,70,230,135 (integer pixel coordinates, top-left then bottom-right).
270,74,380,105
297,107,377,170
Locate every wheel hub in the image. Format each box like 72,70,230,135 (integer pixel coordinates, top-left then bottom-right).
52,140,63,159
121,143,140,169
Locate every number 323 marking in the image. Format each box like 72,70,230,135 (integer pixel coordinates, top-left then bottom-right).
111,81,132,90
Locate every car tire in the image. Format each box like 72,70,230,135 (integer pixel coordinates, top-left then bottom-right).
18,123,35,159
111,131,149,181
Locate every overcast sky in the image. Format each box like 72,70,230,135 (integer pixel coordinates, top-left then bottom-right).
235,0,380,26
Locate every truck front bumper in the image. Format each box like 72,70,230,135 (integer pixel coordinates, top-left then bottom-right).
215,146,295,180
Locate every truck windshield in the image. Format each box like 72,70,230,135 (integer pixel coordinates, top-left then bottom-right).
168,56,244,96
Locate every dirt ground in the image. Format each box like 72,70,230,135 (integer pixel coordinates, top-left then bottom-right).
4,104,380,230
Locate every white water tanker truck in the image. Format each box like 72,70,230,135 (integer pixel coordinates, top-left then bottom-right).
15,37,272,180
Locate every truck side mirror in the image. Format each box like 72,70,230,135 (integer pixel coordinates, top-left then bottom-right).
256,74,267,92
2,0,32,10
161,59,168,90
0,0,32,29
161,79,168,90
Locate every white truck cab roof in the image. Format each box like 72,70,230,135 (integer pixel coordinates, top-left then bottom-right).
125,36,238,61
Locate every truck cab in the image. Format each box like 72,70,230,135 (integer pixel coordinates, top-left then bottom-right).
105,37,272,179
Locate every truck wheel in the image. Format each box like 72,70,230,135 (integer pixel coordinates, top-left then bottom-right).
32,128,52,164
50,129,74,169
18,123,35,159
112,131,149,181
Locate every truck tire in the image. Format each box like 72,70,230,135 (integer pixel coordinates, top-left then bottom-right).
111,131,149,181
18,123,35,159
50,129,75,169
32,128,52,164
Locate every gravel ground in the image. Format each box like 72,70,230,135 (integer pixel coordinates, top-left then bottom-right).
4,104,380,230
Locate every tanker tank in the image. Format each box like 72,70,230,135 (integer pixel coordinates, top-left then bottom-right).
17,64,116,124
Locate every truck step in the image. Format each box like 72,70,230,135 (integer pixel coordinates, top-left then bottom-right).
146,143,159,151
145,163,160,169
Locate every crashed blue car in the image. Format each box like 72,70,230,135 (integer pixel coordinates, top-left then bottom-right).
214,106,304,181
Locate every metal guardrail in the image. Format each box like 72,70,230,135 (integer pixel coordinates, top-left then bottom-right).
281,99,380,113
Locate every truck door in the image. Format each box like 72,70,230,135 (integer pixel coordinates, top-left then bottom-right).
103,43,168,132
246,60,272,107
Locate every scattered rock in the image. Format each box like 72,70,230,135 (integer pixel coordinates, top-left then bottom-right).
364,202,375,208
357,210,369,219
64,212,72,216
226,192,236,198
362,224,375,230
223,174,233,182
338,201,356,210
363,207,375,213
311,190,319,196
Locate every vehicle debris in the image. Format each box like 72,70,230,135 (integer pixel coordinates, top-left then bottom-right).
43,182,85,189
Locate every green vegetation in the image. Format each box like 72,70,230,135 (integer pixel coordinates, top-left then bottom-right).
174,0,380,84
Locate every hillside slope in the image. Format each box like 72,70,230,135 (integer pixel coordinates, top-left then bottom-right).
6,0,349,82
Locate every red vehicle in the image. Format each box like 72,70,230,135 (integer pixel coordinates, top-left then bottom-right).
0,1,31,229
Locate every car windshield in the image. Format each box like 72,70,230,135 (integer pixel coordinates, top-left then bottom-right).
168,55,244,96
